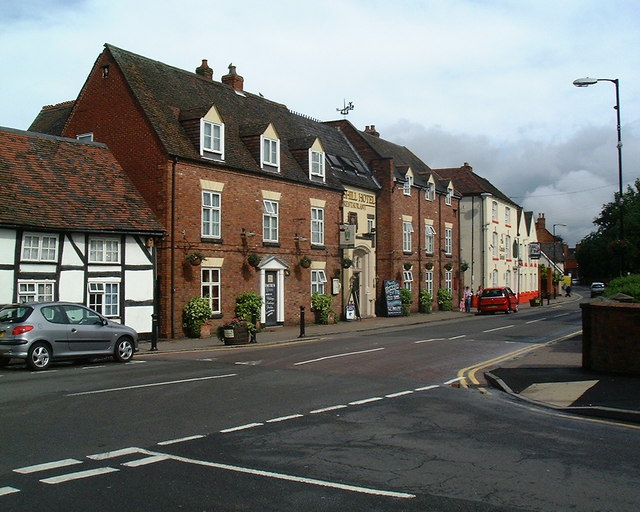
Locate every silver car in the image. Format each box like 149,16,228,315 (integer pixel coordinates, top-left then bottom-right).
0,302,138,371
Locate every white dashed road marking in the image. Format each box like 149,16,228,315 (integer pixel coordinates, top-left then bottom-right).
40,467,119,485
14,459,82,474
294,347,384,366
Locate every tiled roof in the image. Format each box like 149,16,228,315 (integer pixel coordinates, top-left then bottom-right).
435,165,521,208
0,127,165,234
103,44,379,192
28,101,74,136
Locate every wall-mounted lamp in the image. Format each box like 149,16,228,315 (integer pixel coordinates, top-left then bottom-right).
241,228,256,238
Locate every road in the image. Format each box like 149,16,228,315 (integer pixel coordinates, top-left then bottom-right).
2,297,639,511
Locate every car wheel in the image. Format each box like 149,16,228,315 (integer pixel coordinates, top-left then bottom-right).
0,356,11,367
27,342,52,371
513,305,518,313
114,337,134,363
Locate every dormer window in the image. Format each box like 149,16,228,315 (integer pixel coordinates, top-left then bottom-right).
199,106,225,160
262,136,280,169
310,150,325,179
403,175,413,195
425,182,435,201
445,185,453,205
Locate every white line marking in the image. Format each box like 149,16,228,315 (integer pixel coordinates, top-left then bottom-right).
294,347,384,366
449,335,466,340
525,319,542,324
310,405,348,414
158,435,205,446
14,458,82,474
88,447,143,460
483,325,514,333
385,390,414,398
67,373,237,396
444,377,464,385
40,467,119,484
148,450,415,499
0,487,20,496
349,397,384,406
122,455,170,467
414,337,444,344
552,313,570,318
82,365,106,370
266,414,304,423
220,423,264,433
415,385,439,392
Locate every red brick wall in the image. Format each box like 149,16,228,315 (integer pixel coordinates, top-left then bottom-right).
581,302,640,374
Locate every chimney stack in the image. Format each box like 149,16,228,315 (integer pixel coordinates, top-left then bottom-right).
195,59,213,80
364,125,380,137
222,63,244,92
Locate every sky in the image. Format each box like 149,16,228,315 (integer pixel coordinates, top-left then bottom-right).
1,0,638,246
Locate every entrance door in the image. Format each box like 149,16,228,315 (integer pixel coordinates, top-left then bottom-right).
264,271,278,326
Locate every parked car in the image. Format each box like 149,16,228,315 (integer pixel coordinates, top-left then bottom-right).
0,302,138,371
571,278,579,286
590,282,606,298
478,287,519,314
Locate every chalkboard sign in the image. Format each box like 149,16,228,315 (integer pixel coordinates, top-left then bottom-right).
382,280,402,317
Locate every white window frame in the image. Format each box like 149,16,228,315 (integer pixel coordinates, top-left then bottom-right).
88,238,120,263
425,183,435,201
492,201,498,222
425,270,434,295
311,207,324,246
311,269,327,295
506,269,512,288
263,200,279,242
445,270,453,293
202,268,221,314
445,186,453,205
403,270,413,291
505,235,512,259
403,221,414,252
202,190,221,238
403,175,413,196
492,232,499,258
88,281,120,317
425,225,436,254
21,233,58,262
310,150,325,179
444,227,452,255
18,280,54,303
261,136,280,169
76,133,94,142
505,207,511,226
201,119,224,158
492,269,499,287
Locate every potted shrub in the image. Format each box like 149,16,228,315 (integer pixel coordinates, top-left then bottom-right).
247,252,261,268
183,297,212,338
341,257,353,269
186,251,205,266
419,289,432,313
437,288,453,311
299,256,312,268
400,288,412,316
311,293,335,324
235,291,263,325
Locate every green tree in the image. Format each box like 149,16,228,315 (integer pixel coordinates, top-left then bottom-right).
577,178,640,281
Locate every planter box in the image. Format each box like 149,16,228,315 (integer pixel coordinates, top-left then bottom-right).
223,325,250,345
529,298,541,307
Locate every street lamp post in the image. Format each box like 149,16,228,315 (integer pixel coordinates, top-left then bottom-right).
573,77,624,273
552,223,566,298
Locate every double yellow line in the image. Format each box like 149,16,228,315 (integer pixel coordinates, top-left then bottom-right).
457,330,582,389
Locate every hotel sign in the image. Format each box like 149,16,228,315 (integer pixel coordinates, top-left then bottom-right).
343,190,375,210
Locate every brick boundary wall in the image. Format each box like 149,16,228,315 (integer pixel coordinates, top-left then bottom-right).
581,301,640,374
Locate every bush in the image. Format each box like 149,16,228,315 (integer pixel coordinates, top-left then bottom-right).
419,289,432,313
437,288,453,311
400,288,412,316
311,293,335,324
603,274,640,302
234,291,263,322
183,297,212,338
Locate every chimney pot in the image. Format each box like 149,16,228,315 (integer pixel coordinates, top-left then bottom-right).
195,59,213,80
364,124,380,137
222,63,244,92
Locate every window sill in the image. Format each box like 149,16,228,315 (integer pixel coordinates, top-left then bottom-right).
311,245,326,251
201,237,223,244
263,242,280,248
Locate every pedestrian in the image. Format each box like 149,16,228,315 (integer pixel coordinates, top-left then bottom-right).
464,286,473,313
565,285,572,297
459,297,465,312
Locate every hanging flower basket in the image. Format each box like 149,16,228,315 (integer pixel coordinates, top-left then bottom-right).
247,252,261,268
403,262,413,270
186,251,205,266
460,261,469,272
341,257,353,269
425,262,434,270
299,256,312,268
444,262,453,271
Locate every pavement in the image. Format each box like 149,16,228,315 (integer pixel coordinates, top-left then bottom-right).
141,294,640,425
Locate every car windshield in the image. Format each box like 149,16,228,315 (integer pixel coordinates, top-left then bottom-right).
0,305,33,323
481,289,504,298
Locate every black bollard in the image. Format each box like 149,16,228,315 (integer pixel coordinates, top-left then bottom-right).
150,313,158,351
299,306,306,338
250,312,257,343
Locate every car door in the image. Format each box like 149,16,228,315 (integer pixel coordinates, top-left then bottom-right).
39,305,74,357
506,288,517,310
62,304,112,354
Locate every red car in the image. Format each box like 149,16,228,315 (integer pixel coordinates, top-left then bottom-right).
478,287,518,314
